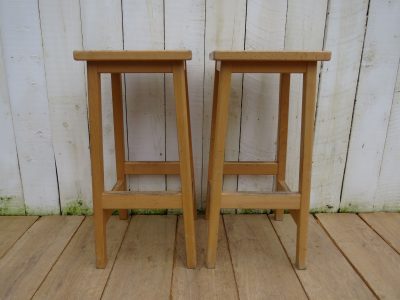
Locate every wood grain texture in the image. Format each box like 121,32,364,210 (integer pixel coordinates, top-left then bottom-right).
224,215,307,299
172,216,238,299
0,216,38,258
359,212,400,254
0,42,25,215
0,216,83,299
284,0,327,196
317,213,400,299
102,215,176,299
122,0,166,195
310,0,369,212
238,0,287,197
34,216,128,299
202,0,247,210
375,65,400,210
271,214,375,300
341,0,400,211
39,0,92,213
80,0,123,191
165,0,204,206
74,50,191,61
0,0,59,214
210,51,330,61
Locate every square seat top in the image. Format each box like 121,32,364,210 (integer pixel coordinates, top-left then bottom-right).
210,51,331,62
73,50,192,61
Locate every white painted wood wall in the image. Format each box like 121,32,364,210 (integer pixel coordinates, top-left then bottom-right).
0,0,399,215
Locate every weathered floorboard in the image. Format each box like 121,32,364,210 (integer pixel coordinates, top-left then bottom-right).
0,216,83,299
317,213,400,299
224,214,307,299
0,216,38,258
270,214,375,299
172,216,238,299
33,216,128,299
102,215,176,299
359,212,400,254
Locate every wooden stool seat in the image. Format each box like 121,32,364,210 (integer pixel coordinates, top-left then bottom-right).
74,50,196,269
206,50,331,269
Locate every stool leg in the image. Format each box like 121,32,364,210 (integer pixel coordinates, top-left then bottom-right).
88,63,107,268
206,65,219,219
207,66,231,268
296,62,317,270
111,73,128,220
184,64,197,219
173,62,197,268
275,73,290,221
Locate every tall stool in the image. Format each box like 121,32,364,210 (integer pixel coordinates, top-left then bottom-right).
74,50,196,269
206,51,331,269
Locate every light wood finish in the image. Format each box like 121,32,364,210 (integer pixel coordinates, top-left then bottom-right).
0,216,38,258
223,162,278,175
102,191,182,209
207,53,325,270
296,61,317,269
225,61,307,73
172,216,238,299
102,216,176,299
205,66,220,220
224,215,307,299
359,212,400,254
275,73,291,221
87,63,108,269
111,73,128,220
271,214,375,300
173,61,197,268
221,192,300,209
124,161,180,174
0,216,83,299
210,51,331,61
78,51,196,269
96,61,173,73
206,65,232,268
74,50,192,61
34,216,128,299
317,213,400,299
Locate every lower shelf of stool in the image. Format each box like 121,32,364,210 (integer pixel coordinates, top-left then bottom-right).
102,191,182,209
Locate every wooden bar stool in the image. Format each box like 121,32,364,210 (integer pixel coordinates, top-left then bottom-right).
73,50,196,269
206,51,331,269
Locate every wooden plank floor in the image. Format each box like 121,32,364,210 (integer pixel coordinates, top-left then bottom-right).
0,213,399,299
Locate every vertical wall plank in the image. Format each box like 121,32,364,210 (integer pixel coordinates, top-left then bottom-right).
284,0,327,194
39,0,92,214
310,0,369,211
0,0,59,214
80,0,123,190
0,42,25,215
341,0,400,212
202,0,247,208
165,0,205,207
238,0,287,194
374,64,400,211
122,0,165,193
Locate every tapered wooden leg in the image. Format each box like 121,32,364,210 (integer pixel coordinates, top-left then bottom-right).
296,62,317,270
87,63,107,268
207,65,231,268
184,64,197,219
111,73,128,220
275,73,290,221
205,65,219,219
173,62,197,268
